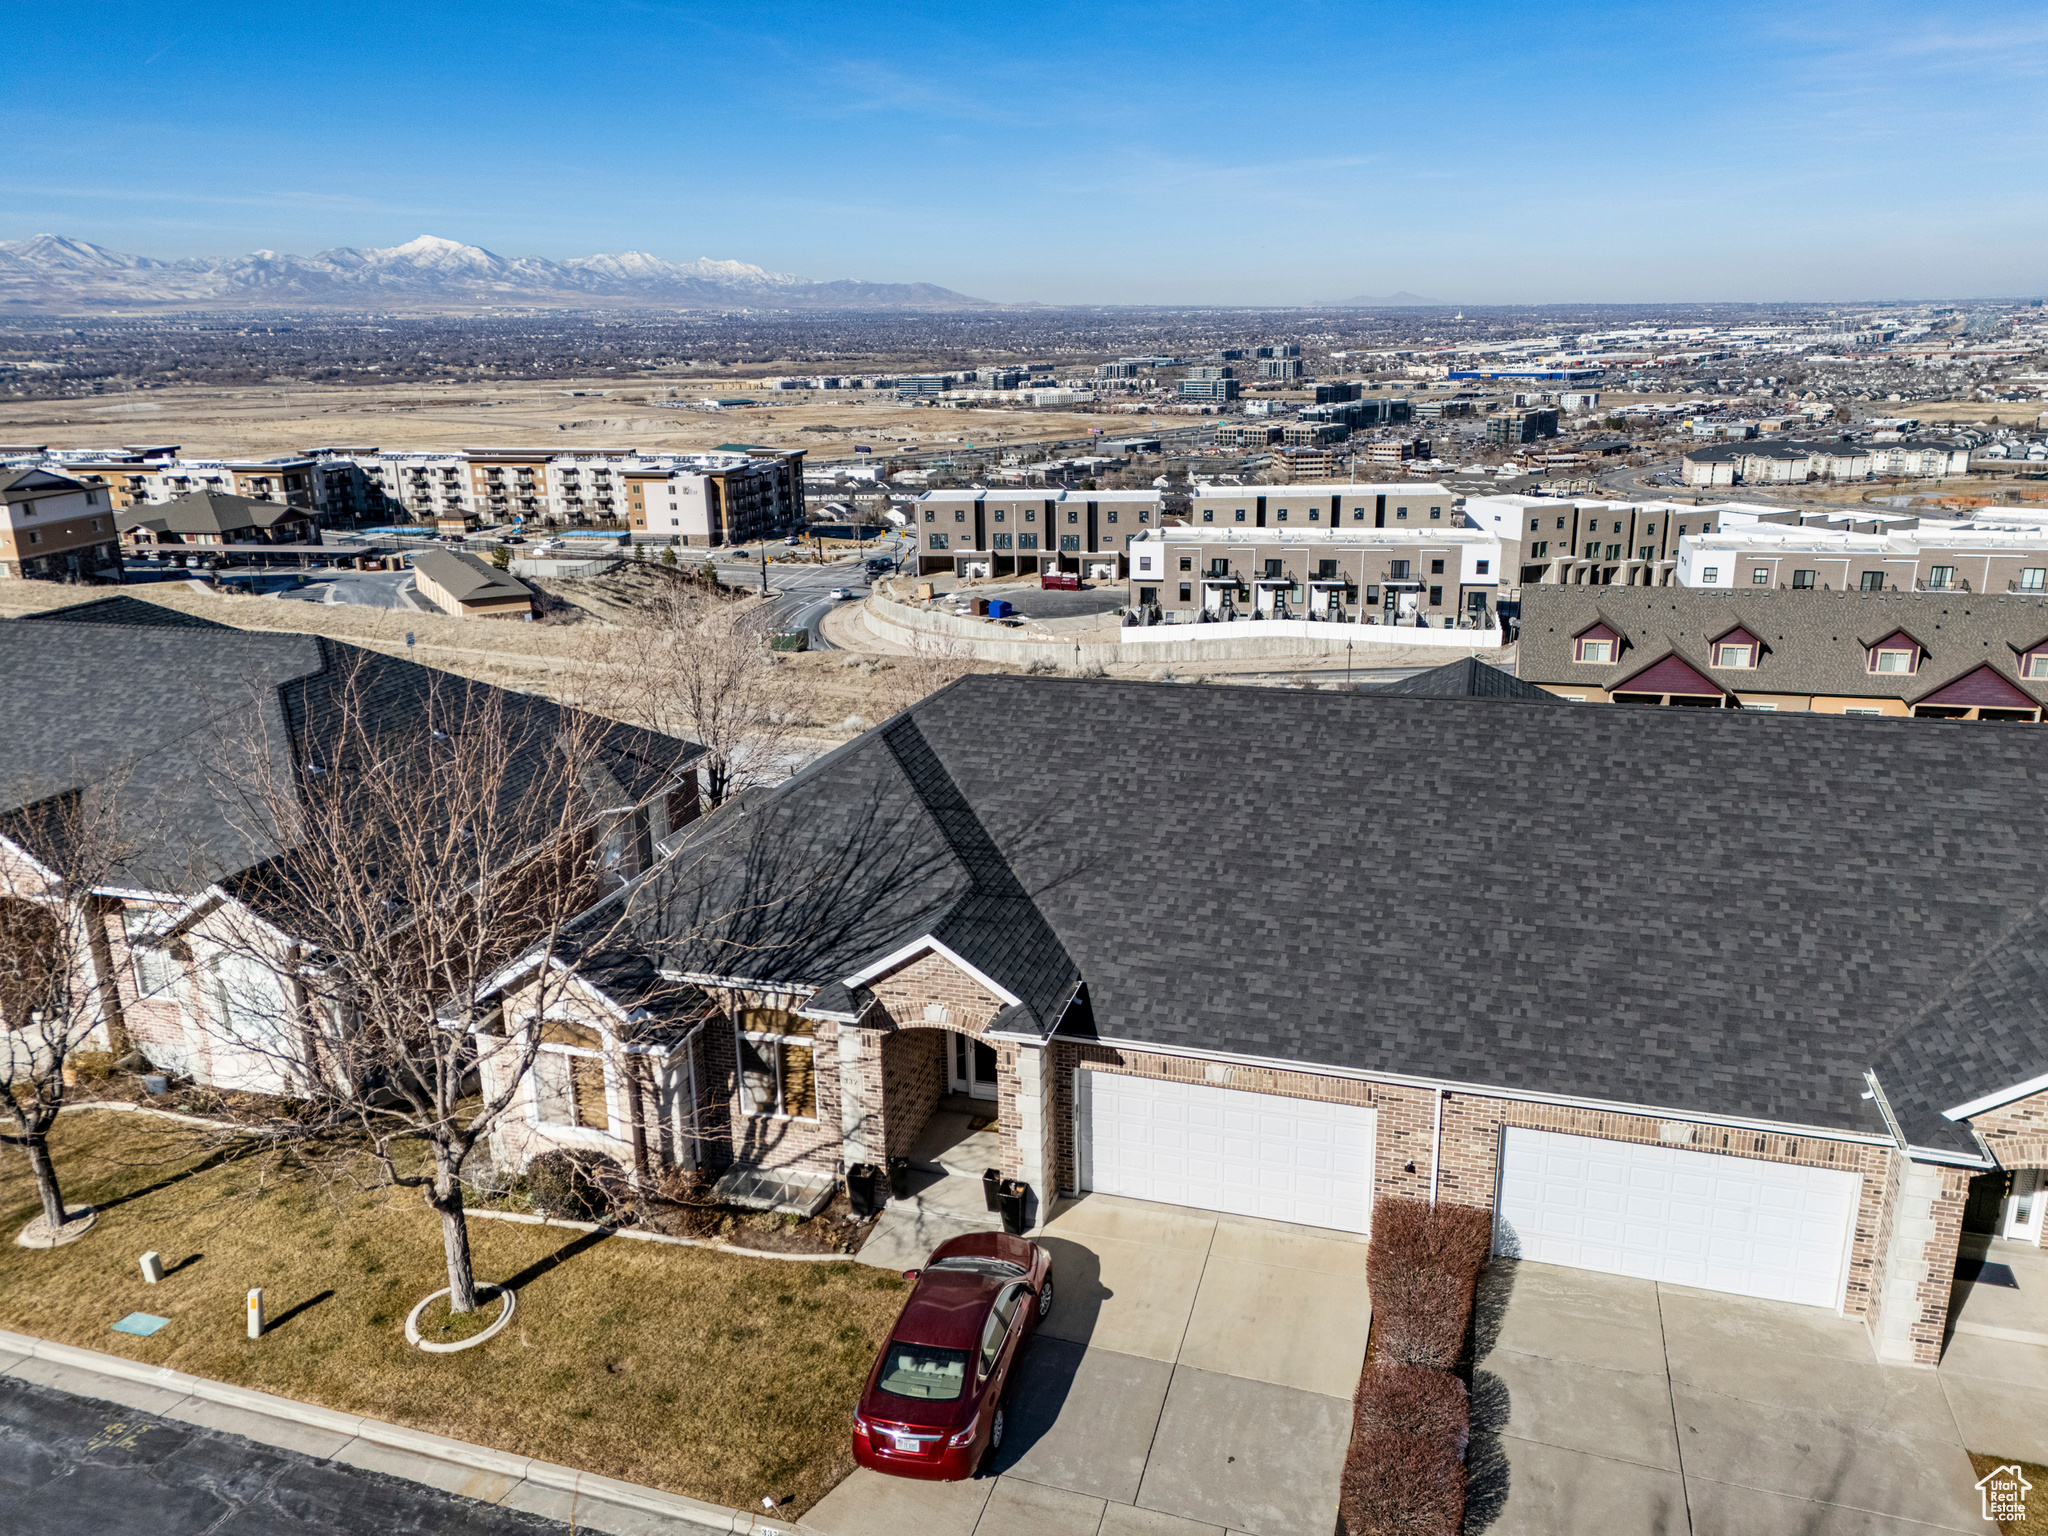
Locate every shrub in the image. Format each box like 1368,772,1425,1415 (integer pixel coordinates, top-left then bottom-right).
1368,1198,1494,1370
67,1051,116,1084
524,1150,622,1223
1352,1363,1469,1454
1340,1430,1465,1536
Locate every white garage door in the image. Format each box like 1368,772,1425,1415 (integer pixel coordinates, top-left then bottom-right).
1075,1069,1376,1234
1496,1128,1862,1309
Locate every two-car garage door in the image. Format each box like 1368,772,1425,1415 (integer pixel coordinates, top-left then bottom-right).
1496,1128,1862,1310
1075,1069,1376,1234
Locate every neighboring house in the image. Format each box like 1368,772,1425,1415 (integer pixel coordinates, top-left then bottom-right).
0,595,702,1096
493,672,2045,1370
410,549,535,620
117,489,318,549
0,468,122,581
1520,586,2048,717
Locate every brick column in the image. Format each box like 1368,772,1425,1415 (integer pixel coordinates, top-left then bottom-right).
1010,1043,1056,1230
1871,1158,1969,1366
839,1028,883,1169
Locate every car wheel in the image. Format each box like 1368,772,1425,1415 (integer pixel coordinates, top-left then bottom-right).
988,1404,1005,1454
1037,1278,1054,1319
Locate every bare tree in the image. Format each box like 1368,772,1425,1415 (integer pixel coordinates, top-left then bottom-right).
590,582,815,808
0,783,135,1238
204,655,691,1313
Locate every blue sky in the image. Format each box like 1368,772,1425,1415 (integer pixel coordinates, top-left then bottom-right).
7,1,2045,304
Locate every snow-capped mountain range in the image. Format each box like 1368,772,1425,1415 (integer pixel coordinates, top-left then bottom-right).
0,234,994,310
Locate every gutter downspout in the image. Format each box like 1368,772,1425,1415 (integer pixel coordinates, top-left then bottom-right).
1430,1087,1445,1206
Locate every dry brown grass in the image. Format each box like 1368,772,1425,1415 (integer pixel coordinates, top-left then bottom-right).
1968,1453,2048,1536
0,1112,906,1517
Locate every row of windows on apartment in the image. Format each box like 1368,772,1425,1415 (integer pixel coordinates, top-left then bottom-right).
1706,566,2043,592
932,533,1057,549
15,491,102,515
1530,516,1707,537
926,508,1152,525
1199,505,1444,524
1157,583,1451,607
1527,544,1659,562
1187,556,1482,579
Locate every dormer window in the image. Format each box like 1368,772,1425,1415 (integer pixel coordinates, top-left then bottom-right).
1867,631,1920,675
2024,650,2048,680
1574,622,1620,664
1712,627,1761,669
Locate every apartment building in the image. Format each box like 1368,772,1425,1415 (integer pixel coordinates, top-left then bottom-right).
1520,585,2048,717
1486,407,1560,445
1125,524,1502,625
1679,435,1977,489
51,449,321,517
0,468,122,581
914,488,1161,578
1258,358,1305,380
117,490,319,551
1176,377,1240,403
1677,519,2048,596
1463,494,1766,589
1188,481,1455,530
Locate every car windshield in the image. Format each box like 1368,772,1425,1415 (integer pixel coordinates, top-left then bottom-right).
876,1342,970,1401
927,1256,1026,1279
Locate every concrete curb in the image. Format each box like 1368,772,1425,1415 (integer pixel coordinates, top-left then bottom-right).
0,1328,797,1533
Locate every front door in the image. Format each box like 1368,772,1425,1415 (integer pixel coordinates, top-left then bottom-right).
950,1033,999,1100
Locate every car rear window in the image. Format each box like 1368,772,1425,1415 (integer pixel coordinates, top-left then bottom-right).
877,1343,969,1401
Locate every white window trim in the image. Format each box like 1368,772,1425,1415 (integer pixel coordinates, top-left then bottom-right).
735,1016,820,1123
525,1019,620,1140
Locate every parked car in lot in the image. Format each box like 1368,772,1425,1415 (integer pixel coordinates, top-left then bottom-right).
852,1232,1052,1481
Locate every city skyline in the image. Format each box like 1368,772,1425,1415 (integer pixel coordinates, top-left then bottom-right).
7,0,2047,306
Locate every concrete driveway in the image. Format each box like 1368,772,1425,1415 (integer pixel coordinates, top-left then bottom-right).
1467,1253,2040,1535
802,1194,1370,1536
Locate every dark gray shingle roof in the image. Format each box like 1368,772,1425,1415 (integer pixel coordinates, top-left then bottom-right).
1369,657,1561,702
631,674,2048,1155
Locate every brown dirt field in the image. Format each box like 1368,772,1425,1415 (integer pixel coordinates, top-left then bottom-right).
0,377,1179,462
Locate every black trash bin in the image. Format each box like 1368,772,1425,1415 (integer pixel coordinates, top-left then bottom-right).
981,1167,1002,1212
887,1156,911,1201
846,1163,882,1218
997,1179,1029,1236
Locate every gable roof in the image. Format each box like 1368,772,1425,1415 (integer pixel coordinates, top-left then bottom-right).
0,613,701,896
611,673,2048,1159
1911,664,2038,711
1610,648,1727,698
115,490,308,537
411,549,532,604
1520,587,2048,705
1368,657,1561,702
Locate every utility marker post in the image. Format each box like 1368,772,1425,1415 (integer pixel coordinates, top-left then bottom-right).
139,1252,163,1285
246,1288,264,1339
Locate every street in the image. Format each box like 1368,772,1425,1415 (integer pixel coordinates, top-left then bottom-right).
0,1376,580,1536
714,530,910,649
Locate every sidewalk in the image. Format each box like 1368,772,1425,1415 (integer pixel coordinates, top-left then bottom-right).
0,1327,795,1536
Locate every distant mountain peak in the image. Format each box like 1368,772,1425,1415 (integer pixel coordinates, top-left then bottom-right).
0,234,993,311
1331,290,1443,308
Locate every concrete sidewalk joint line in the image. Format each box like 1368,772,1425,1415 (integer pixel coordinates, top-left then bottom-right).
0,1326,790,1533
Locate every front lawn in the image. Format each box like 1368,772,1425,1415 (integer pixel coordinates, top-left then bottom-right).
0,1111,905,1517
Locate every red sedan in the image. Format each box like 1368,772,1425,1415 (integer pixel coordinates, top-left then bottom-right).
852,1231,1053,1480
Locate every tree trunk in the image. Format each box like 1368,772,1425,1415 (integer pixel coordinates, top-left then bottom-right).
25,1127,66,1232
429,1159,478,1313
624,1051,653,1225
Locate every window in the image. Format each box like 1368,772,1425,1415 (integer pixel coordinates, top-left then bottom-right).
2025,653,2048,679
925,509,935,523
1715,643,1754,668
1556,517,1566,530
1395,507,1408,519
1202,510,1214,521
1067,510,1078,524
533,1020,610,1132
1234,509,1246,522
1024,510,1036,522
877,1342,968,1402
1871,647,1915,674
1178,583,1191,601
929,534,948,549
1429,558,1445,575
1107,509,1118,524
1532,542,1549,558
979,1285,1025,1375
1751,568,1771,585
1576,638,1614,664
994,509,1005,522
1844,706,1885,716
1645,524,1655,536
1740,702,1777,711
124,913,175,997
1530,518,1541,532
736,1009,816,1119
1792,569,1815,589
1354,509,1366,521
1677,524,1688,536
1059,534,1080,551
1428,585,1443,606
1018,533,1037,550
1264,559,1284,578
1178,557,1192,571
1277,509,1288,521
1701,566,1718,582
1366,585,1380,603
954,510,965,522
1390,559,1410,580
1209,558,1229,576
1430,508,1441,520
1638,546,1653,562
1317,559,1338,578
1927,566,1955,590
993,533,1011,549
2021,569,2046,591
